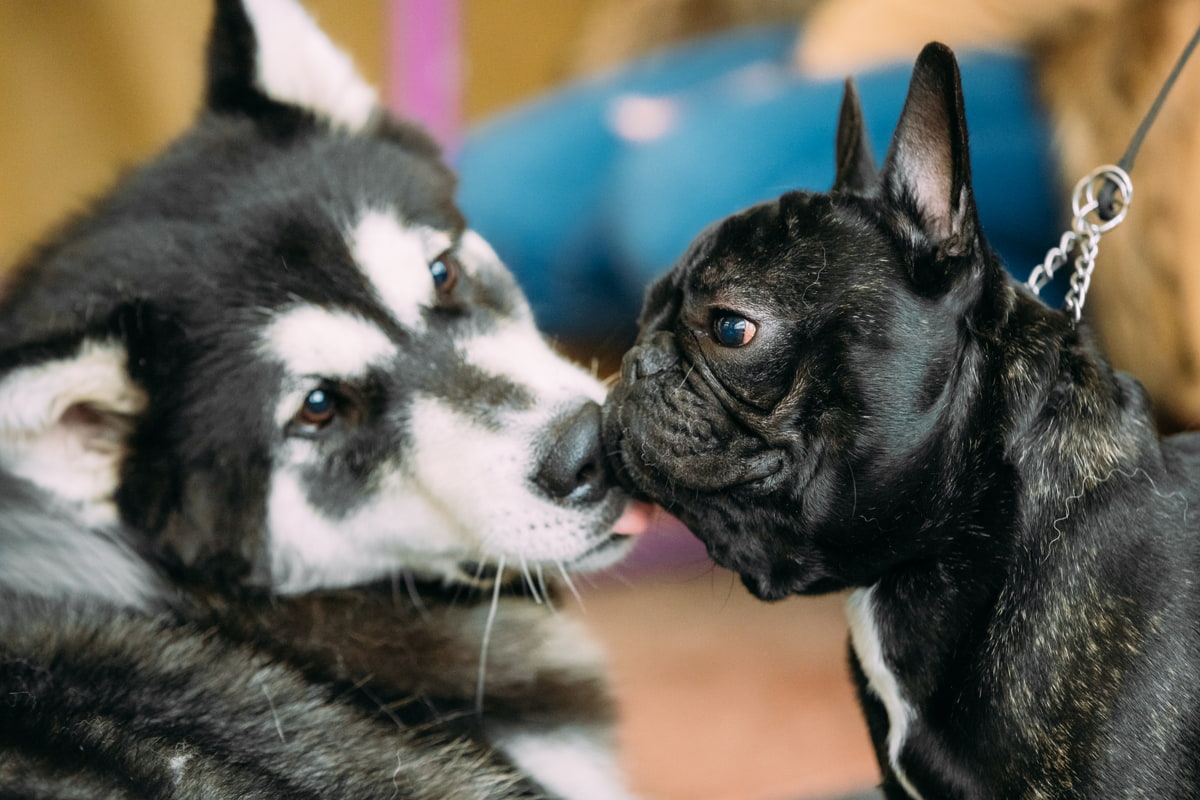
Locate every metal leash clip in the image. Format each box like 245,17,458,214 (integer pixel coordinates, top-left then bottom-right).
1026,164,1133,323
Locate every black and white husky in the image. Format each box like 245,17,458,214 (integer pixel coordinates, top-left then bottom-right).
0,1,648,797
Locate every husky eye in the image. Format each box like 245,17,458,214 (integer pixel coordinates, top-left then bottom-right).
713,314,757,348
295,387,336,429
429,250,460,294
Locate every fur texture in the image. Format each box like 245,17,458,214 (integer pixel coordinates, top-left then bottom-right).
0,1,638,797
605,44,1200,798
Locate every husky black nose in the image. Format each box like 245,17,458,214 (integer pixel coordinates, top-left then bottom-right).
535,401,607,504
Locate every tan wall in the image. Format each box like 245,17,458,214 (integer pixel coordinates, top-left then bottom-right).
0,0,591,270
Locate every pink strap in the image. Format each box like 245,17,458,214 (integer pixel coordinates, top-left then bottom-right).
387,0,460,149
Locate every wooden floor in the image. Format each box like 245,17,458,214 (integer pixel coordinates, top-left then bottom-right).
570,530,882,800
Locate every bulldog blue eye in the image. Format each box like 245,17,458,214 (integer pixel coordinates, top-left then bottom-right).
713,314,757,347
429,250,460,293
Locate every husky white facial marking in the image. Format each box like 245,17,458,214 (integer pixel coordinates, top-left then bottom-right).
348,210,451,331
463,321,607,408
0,340,145,518
847,587,926,800
261,305,396,428
457,230,508,284
265,463,471,593
241,0,378,131
261,304,394,372
406,395,622,567
457,230,499,266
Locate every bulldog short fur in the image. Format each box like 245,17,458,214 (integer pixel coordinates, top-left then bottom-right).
605,43,1200,799
0,1,641,797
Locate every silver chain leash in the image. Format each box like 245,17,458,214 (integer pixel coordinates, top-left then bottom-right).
1024,21,1200,324
1025,165,1133,323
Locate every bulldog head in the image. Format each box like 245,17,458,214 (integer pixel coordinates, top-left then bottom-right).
603,43,1014,599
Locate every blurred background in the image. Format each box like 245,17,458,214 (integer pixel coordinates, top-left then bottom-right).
2,1,1198,797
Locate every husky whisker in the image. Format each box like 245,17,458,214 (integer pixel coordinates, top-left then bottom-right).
358,683,407,734
391,750,404,800
556,561,585,609
401,571,429,618
518,555,542,604
536,564,554,611
476,555,506,717
257,679,286,745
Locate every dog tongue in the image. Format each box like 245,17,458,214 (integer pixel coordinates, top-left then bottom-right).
612,500,658,535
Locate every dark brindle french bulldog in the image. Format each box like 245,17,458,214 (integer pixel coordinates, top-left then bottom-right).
603,42,1200,799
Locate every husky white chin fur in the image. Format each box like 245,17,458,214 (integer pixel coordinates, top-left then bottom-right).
0,1,642,798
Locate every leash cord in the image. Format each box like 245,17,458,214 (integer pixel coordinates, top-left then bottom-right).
1097,21,1200,219
1027,21,1200,322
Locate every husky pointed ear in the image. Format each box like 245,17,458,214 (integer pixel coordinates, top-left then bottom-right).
207,0,379,132
0,312,153,520
832,78,878,194
880,43,979,257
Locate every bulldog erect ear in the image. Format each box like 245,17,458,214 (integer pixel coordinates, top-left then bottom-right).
0,330,146,521
832,78,878,195
207,0,379,132
880,43,980,257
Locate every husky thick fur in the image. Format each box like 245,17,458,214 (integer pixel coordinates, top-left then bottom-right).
0,1,640,797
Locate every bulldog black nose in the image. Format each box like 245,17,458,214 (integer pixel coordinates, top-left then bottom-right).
622,334,679,382
535,400,607,504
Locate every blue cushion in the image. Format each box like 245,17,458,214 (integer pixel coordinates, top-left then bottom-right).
456,25,1061,340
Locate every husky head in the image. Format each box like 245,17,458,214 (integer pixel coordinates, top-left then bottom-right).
0,0,637,600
